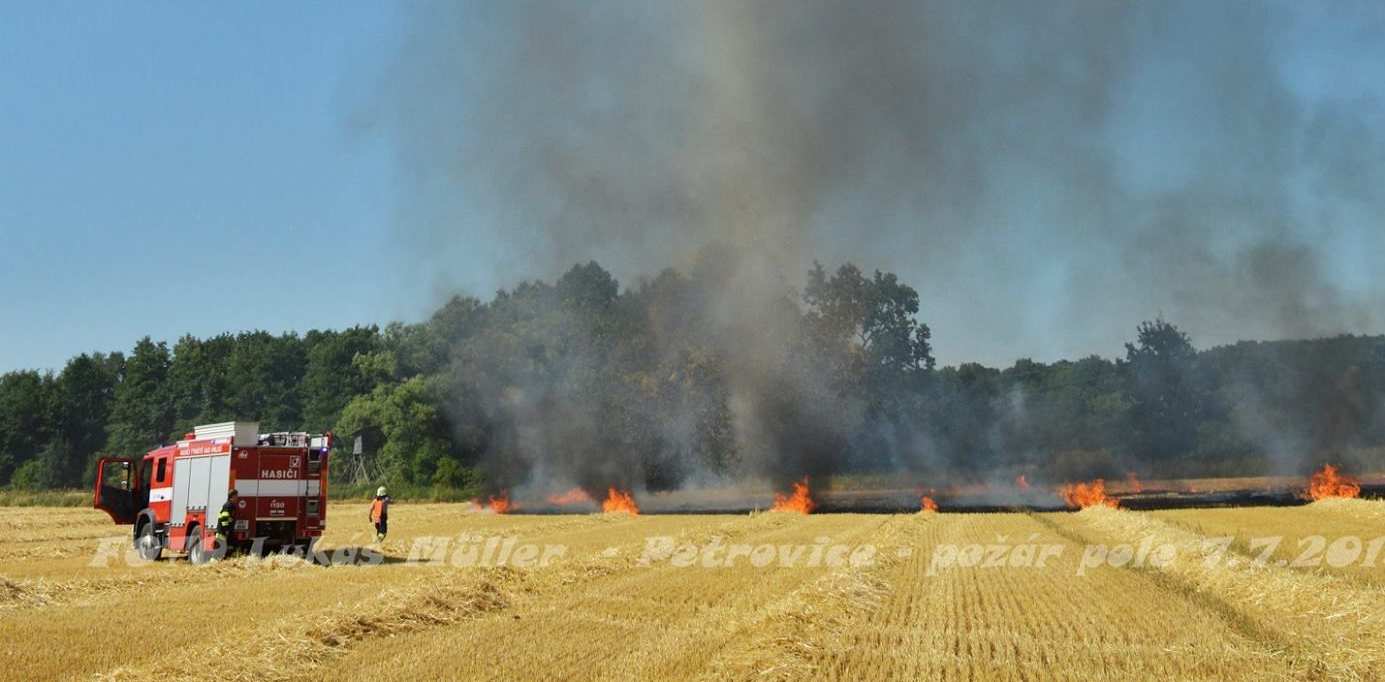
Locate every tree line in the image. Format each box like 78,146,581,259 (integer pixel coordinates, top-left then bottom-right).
3,260,1383,492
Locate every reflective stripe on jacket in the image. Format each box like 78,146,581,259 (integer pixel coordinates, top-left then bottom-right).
217,503,235,534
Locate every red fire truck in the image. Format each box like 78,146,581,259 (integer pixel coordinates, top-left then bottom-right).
93,421,331,563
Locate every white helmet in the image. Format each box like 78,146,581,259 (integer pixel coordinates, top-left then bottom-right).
377,486,388,497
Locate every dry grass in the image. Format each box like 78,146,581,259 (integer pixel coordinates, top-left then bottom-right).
98,569,521,681
772,512,1299,681
1064,503,1385,680
1,502,1379,680
0,488,90,507
1149,498,1385,587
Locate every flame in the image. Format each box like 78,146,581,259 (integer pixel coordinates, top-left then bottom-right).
1015,474,1031,491
771,477,817,514
1125,472,1144,493
920,495,939,513
1306,464,1361,501
475,491,513,513
1060,479,1119,509
601,487,640,515
547,487,593,506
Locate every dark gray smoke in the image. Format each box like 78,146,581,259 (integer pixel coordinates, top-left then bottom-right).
369,1,1385,493
373,0,1385,363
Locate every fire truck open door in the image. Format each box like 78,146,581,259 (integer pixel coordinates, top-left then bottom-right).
93,457,141,524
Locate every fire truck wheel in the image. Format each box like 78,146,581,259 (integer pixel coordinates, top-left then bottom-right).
187,530,211,565
135,521,162,562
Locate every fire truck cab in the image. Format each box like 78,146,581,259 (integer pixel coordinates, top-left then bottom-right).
93,421,331,563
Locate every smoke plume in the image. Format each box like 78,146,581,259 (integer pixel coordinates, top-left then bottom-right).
374,0,1385,362
369,1,1385,493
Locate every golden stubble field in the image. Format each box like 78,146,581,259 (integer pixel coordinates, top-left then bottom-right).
2,499,1383,681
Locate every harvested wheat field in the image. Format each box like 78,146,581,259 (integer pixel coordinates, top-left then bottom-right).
3,500,1384,681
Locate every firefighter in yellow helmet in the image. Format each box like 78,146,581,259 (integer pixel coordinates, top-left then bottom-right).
216,489,239,558
369,486,390,543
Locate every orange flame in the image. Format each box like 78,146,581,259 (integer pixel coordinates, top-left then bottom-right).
475,491,513,513
920,496,939,513
1015,474,1031,491
1125,472,1144,493
1060,479,1118,509
601,487,640,515
547,487,593,506
1306,464,1361,501
771,477,817,514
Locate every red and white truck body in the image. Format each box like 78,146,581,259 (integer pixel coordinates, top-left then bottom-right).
94,421,331,562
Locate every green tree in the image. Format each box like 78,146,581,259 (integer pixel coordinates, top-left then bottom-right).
801,262,935,471
803,262,935,379
301,326,381,431
167,333,235,433
927,363,1003,471
51,353,120,484
0,370,55,485
106,338,174,456
11,439,70,490
223,331,306,429
335,376,456,485
1123,319,1205,463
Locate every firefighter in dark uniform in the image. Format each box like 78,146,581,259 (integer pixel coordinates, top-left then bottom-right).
216,489,239,559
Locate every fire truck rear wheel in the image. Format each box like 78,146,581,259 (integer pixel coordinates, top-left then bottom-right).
135,520,162,562
187,529,211,565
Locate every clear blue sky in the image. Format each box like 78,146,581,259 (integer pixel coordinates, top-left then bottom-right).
1,3,406,372
4,3,1383,373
